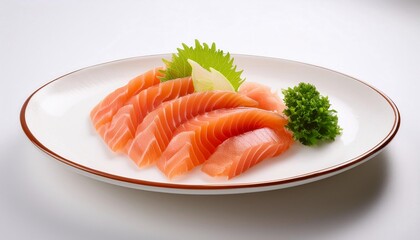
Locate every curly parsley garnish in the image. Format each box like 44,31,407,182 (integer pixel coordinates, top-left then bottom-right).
282,82,342,146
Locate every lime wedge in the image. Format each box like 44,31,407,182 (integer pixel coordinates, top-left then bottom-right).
187,59,235,92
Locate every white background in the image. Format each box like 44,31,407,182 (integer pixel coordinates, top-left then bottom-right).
1,0,419,239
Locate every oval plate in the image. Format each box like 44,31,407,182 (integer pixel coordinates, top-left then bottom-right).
20,54,400,194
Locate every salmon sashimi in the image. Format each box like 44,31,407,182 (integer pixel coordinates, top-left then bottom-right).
97,77,194,152
90,67,163,131
156,108,289,179
201,128,293,179
125,91,259,167
239,81,285,113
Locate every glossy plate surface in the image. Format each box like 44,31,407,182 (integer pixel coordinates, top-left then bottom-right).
20,54,400,194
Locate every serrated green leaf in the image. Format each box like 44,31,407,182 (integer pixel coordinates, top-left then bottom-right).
160,40,245,91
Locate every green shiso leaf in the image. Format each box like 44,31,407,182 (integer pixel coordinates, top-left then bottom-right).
160,40,245,91
282,82,342,146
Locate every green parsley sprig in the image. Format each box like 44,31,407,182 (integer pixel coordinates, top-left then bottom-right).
282,82,342,146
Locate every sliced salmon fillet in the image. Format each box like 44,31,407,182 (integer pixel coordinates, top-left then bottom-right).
125,91,259,167
97,77,194,152
201,128,293,179
239,81,285,113
90,67,163,131
156,108,289,179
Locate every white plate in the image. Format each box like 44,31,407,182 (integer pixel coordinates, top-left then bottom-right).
20,54,400,195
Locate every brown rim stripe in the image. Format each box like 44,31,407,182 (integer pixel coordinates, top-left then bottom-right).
19,54,401,191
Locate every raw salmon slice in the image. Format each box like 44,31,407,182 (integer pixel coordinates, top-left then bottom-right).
98,77,194,152
125,91,258,167
201,128,293,179
157,108,289,179
239,81,285,113
90,67,163,131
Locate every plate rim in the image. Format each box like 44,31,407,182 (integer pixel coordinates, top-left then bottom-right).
19,54,401,192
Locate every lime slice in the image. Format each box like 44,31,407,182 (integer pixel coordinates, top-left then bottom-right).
187,59,235,92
